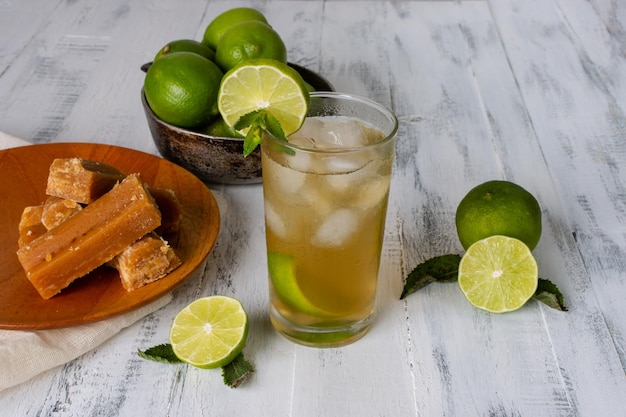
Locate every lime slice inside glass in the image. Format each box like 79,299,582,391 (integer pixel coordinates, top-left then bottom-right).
217,59,310,136
169,296,248,369
268,252,328,317
458,235,538,313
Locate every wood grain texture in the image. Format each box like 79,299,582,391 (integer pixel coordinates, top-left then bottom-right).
0,0,625,416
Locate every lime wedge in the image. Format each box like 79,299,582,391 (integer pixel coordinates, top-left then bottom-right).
458,235,538,313
217,59,310,136
268,252,327,317
169,296,248,369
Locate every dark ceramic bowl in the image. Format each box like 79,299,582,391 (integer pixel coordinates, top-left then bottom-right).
142,63,334,184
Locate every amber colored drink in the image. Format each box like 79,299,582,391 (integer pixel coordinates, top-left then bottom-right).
261,92,398,347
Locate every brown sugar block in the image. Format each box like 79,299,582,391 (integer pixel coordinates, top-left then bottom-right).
41,196,82,230
148,188,183,238
18,205,47,247
46,158,126,204
109,233,181,291
17,174,162,299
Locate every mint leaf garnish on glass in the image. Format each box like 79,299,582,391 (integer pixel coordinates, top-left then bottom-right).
138,344,254,388
400,254,567,311
235,109,287,157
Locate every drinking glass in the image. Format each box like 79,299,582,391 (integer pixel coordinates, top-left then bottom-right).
261,92,398,347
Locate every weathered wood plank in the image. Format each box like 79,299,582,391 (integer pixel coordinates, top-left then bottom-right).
0,0,64,79
388,2,572,416
466,2,626,416
491,0,626,382
392,0,626,416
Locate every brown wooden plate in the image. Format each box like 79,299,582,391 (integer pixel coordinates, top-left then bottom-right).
0,143,220,330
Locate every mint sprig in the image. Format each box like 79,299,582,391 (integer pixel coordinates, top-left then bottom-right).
235,109,287,157
400,254,567,311
138,344,254,388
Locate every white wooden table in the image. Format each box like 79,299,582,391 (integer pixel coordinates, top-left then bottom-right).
1,0,625,415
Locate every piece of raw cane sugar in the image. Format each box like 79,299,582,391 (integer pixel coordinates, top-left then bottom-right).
148,188,183,238
19,198,84,246
18,205,47,247
16,174,162,299
46,157,126,204
109,233,181,291
41,196,82,230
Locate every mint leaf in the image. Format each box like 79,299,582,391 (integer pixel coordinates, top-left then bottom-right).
400,254,461,299
243,123,263,157
535,278,567,311
234,109,288,157
233,110,262,131
234,110,265,157
264,112,287,142
222,353,255,388
137,343,182,364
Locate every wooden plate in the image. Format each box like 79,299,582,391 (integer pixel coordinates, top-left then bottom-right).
0,143,220,330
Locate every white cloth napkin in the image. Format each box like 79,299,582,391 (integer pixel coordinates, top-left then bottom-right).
0,132,172,391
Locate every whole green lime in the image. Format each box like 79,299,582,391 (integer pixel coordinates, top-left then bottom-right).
202,7,268,50
455,180,542,250
154,39,215,62
215,21,287,71
203,117,243,138
143,52,223,128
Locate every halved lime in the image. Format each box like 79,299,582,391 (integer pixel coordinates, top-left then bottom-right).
169,296,249,369
458,235,538,313
268,252,327,317
217,59,310,136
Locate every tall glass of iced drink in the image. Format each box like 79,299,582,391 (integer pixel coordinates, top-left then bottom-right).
261,92,398,347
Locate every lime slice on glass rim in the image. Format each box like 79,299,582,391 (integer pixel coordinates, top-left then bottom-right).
458,235,538,313
217,59,310,155
267,252,328,317
169,296,249,369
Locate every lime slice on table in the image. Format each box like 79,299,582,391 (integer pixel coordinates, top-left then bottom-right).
458,235,538,313
169,296,249,369
268,252,328,317
217,59,310,138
